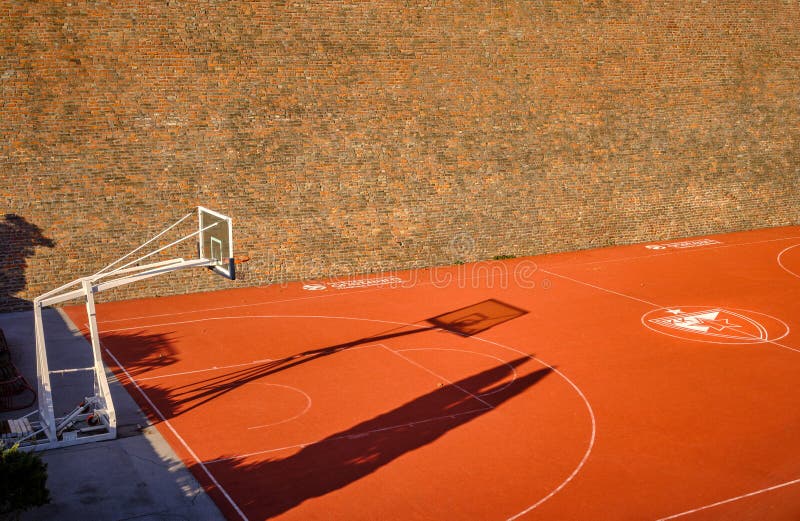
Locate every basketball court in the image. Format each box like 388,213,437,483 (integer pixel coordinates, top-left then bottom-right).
61,225,800,520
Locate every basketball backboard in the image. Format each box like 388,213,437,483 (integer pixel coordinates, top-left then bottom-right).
198,206,235,279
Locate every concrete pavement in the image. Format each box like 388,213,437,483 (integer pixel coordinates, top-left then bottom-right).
0,308,225,521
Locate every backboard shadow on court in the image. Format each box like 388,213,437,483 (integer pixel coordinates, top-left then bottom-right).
117,298,530,419
426,298,529,336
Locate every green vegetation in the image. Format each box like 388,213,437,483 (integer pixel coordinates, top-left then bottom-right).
0,443,50,519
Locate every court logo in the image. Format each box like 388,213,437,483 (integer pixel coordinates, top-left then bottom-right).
328,276,405,290
644,239,722,251
302,283,327,291
642,306,789,344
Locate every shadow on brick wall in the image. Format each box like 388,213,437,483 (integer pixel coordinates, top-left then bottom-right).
0,214,55,312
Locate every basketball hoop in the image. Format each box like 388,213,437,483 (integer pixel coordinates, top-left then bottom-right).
229,254,251,280
22,206,241,451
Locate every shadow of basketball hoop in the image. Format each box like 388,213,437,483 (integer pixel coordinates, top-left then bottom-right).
126,298,531,420
427,299,529,336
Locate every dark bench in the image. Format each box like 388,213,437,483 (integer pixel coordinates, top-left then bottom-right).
0,328,36,411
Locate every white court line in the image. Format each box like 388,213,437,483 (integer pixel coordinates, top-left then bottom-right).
539,268,662,308
655,477,800,520
397,347,519,397
131,344,419,383
776,243,800,279
558,234,800,269
103,313,596,517
103,347,249,521
86,234,798,518
94,268,496,326
99,313,428,334
378,344,495,409
92,231,800,327
95,287,393,325
136,358,274,381
205,407,492,465
247,384,312,431
761,339,800,354
541,269,800,355
99,273,798,517
535,269,800,517
466,335,597,521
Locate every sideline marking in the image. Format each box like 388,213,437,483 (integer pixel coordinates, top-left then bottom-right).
560,234,800,269
102,314,596,517
91,230,800,327
103,347,249,521
656,477,800,520
761,338,800,354
93,265,511,326
539,268,662,307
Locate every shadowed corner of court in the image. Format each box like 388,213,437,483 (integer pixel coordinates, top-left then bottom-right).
0,213,55,312
99,331,180,379
197,356,553,520
134,298,530,419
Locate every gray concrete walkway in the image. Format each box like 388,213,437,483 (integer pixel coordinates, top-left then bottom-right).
0,309,225,521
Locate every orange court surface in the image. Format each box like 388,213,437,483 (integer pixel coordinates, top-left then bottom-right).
64,226,800,520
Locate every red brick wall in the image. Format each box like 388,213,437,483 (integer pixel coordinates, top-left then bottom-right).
2,1,799,311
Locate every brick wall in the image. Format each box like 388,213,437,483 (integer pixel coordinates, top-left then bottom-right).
2,1,799,312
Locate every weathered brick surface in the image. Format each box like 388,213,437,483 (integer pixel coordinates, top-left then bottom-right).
2,1,799,311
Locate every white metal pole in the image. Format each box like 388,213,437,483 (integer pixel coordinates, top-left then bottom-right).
93,210,194,277
37,258,212,308
32,299,57,443
107,221,221,276
82,279,117,437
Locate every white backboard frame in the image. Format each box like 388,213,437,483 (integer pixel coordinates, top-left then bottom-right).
197,206,235,280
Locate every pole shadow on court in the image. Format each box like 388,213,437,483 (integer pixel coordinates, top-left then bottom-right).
98,299,538,517
200,358,552,519
115,299,529,418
